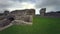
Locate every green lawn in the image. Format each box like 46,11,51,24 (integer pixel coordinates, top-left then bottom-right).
0,16,60,34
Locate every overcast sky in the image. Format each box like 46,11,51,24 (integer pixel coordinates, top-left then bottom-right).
0,0,60,14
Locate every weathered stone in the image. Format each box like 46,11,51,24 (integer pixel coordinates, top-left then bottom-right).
40,8,46,16
0,16,14,27
0,9,35,31
10,9,35,25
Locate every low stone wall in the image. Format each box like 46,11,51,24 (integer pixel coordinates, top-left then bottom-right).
12,20,32,25
0,23,13,31
12,15,33,25
15,15,33,22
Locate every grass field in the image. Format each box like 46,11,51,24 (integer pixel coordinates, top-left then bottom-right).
0,16,60,34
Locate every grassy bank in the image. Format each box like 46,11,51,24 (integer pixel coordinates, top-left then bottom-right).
0,16,60,34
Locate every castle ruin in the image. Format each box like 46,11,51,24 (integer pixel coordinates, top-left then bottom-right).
40,8,46,16
10,9,35,25
0,8,60,31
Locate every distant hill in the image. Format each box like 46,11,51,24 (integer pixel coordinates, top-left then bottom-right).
45,11,60,17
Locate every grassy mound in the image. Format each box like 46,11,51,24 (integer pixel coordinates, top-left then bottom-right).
0,16,60,34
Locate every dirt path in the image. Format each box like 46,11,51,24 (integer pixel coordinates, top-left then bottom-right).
0,23,13,31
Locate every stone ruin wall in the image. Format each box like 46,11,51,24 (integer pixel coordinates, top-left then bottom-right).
40,8,46,16
10,9,35,25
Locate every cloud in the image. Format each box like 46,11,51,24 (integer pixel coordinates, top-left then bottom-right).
36,0,60,8
35,0,60,12
12,0,36,3
7,2,35,11
0,0,60,14
0,0,36,13
0,0,14,11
